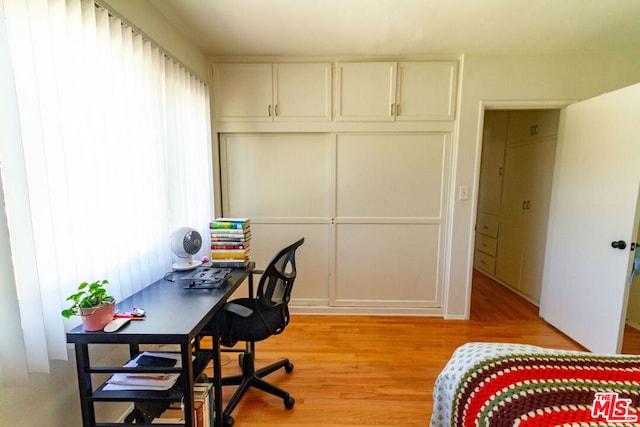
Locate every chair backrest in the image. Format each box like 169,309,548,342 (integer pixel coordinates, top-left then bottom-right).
256,237,304,334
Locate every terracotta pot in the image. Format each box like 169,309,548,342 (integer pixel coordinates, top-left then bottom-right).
80,301,115,331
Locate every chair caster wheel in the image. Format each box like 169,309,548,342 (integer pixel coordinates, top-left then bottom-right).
284,396,295,409
285,362,294,373
224,415,235,426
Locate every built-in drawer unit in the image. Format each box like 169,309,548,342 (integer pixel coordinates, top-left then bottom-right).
475,233,497,256
474,250,496,275
476,213,499,238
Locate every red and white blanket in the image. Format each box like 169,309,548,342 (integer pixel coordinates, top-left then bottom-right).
430,342,640,426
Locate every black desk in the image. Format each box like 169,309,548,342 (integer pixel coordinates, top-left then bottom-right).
67,265,253,427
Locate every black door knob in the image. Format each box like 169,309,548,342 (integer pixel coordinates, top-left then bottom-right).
611,240,627,250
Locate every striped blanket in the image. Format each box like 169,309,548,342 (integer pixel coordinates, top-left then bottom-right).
430,343,640,426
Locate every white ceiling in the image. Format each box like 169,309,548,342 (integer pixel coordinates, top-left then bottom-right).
149,0,640,58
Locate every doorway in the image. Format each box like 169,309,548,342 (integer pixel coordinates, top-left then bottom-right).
474,108,559,307
474,113,640,351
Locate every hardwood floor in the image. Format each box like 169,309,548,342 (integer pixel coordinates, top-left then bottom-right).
205,270,595,426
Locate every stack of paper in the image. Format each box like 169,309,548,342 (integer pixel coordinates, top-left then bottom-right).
103,352,181,391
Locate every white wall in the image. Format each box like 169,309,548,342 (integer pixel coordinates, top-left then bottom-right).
447,53,640,318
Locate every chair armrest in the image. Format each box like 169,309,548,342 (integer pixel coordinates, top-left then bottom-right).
223,302,253,317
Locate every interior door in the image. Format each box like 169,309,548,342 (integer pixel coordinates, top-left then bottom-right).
540,82,640,354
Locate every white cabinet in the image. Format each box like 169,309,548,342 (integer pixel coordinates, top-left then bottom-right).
475,214,499,275
336,61,457,121
495,136,557,303
213,63,332,122
220,132,451,311
475,111,507,277
476,109,559,304
213,63,272,121
477,111,508,216
506,109,560,145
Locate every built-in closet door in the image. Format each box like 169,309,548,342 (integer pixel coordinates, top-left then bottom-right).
332,133,450,308
220,133,332,306
220,132,450,311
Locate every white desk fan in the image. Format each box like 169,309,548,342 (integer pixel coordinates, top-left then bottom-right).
171,227,203,270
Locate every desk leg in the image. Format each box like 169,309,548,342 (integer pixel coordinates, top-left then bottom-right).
180,342,195,427
74,343,95,427
212,337,223,427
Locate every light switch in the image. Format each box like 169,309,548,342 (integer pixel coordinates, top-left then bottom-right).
459,186,470,200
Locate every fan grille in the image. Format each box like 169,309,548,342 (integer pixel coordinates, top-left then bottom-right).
183,230,202,255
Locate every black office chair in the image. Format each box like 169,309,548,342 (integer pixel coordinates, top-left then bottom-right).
206,237,304,426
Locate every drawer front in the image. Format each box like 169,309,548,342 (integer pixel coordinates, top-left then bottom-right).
476,213,499,238
475,233,497,256
474,250,496,275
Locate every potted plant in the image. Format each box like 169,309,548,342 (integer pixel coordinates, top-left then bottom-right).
61,279,115,331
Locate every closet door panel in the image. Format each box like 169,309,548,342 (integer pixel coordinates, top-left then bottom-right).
336,133,449,218
333,223,441,307
221,133,332,307
246,222,330,305
495,143,531,288
519,138,556,301
332,132,450,308
221,133,332,218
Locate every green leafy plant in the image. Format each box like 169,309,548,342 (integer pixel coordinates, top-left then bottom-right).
61,279,114,319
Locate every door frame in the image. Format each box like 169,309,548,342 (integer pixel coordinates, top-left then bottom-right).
468,99,574,317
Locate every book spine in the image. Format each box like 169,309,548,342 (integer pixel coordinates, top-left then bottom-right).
210,230,251,237
211,251,249,259
209,227,247,234
210,244,247,250
209,221,248,230
210,259,249,268
215,217,249,223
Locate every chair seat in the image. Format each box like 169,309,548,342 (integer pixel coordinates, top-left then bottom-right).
219,298,283,345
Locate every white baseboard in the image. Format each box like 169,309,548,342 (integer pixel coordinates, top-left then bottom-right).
289,305,443,317
626,319,640,331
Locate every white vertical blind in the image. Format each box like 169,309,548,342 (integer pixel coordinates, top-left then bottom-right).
0,0,212,384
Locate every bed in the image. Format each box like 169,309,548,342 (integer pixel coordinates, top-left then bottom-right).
430,342,640,426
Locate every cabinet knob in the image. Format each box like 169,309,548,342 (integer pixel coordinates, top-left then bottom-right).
268,105,272,117
611,240,627,250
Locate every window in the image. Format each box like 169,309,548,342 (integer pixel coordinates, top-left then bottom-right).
0,0,212,384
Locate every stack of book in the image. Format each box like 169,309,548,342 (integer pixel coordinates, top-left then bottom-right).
209,218,251,268
153,382,213,426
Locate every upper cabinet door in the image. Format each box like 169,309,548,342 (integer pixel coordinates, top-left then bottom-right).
336,62,397,121
396,61,457,121
506,110,560,145
213,63,273,122
336,61,457,122
273,63,332,122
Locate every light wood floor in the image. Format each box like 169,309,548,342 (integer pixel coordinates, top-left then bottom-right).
210,271,639,426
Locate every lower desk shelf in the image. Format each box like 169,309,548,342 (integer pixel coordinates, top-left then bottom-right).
82,349,213,426
90,351,211,402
